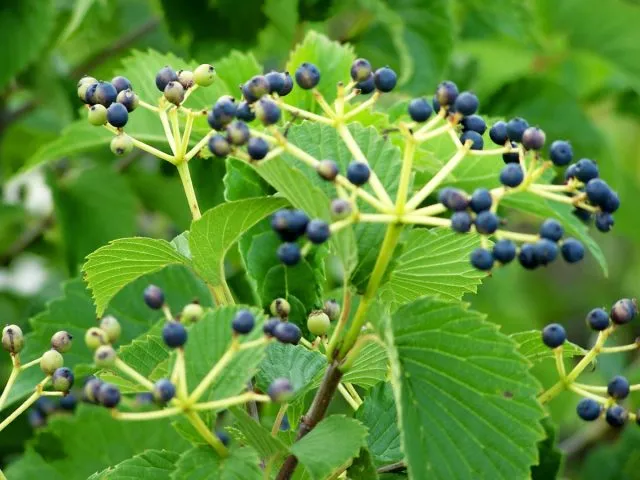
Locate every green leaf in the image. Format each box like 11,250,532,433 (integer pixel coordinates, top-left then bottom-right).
170,446,262,479
223,157,273,201
84,237,190,317
289,415,368,480
341,341,388,390
380,228,487,307
347,448,380,480
229,406,288,458
510,330,587,364
189,197,288,286
355,382,402,466
385,297,546,479
531,417,564,480
88,449,181,480
580,426,640,480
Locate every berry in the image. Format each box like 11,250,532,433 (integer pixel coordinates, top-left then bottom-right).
256,98,281,125
84,82,99,104
500,163,524,187
181,303,204,323
541,323,566,348
107,103,129,128
435,81,459,107
273,322,302,345
216,430,231,446
521,127,545,150
605,405,627,428
607,375,630,400
242,75,270,103
346,162,370,186
451,211,472,233
207,110,225,130
28,409,46,429
269,298,290,322
155,66,178,92
280,72,294,96
271,209,308,241
572,207,592,223
610,298,637,325
573,158,599,182
265,71,286,95
502,143,519,163
153,379,176,403
2,325,24,353
576,398,602,421
99,316,121,343
277,243,301,266
560,238,585,263
492,239,517,264
438,188,468,211
469,188,492,213
111,76,131,93
232,310,255,334
236,101,255,122
461,115,486,135
470,248,494,271
408,98,433,123
194,64,216,87
506,117,529,142
51,331,73,353
93,82,118,107
601,191,620,214
35,397,56,415
453,92,479,116
110,135,133,156
213,95,237,125
59,393,77,411
331,199,352,220
85,327,108,350
295,63,320,89
549,140,573,166
88,104,108,126
94,345,116,367
225,121,249,147
77,76,97,101
317,159,339,181
489,121,508,145
534,238,558,265
144,284,165,309
263,318,280,336
164,81,185,105
518,243,539,270
177,70,194,89
98,383,121,408
247,137,269,160
586,308,610,331
350,58,372,82
52,367,74,392
307,311,330,336
595,212,614,233
163,321,187,348
136,392,154,405
208,134,231,158
40,349,64,375
539,219,563,242
323,299,340,321
475,211,499,235
116,89,139,112
356,75,375,95
585,179,612,206
306,219,330,244
268,378,294,402
83,377,103,403
432,94,441,112
373,66,397,92
460,130,484,150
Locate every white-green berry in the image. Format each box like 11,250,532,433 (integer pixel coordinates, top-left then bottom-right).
77,76,97,100
181,303,204,323
323,299,341,321
177,70,195,89
110,134,134,156
194,64,216,86
164,81,185,105
2,325,24,354
52,367,74,392
307,310,330,336
270,298,291,319
99,316,121,343
88,104,108,126
40,349,64,375
85,327,109,350
51,331,73,353
94,345,117,368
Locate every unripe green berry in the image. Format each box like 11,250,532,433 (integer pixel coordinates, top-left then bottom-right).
330,198,352,220
40,349,64,375
307,311,330,336
270,298,291,319
323,299,340,321
194,64,216,87
110,134,134,156
77,76,97,101
94,345,117,368
99,315,121,343
2,325,24,354
164,81,185,105
88,104,108,126
85,327,109,350
51,331,73,353
181,303,204,323
177,70,195,89
52,367,74,392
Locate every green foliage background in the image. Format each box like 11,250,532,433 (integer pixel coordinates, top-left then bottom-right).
1,0,640,477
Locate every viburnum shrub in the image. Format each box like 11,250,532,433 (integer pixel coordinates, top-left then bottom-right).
0,32,632,479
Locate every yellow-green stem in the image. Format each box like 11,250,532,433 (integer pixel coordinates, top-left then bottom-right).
112,407,182,421
192,392,270,411
0,366,19,410
272,402,289,436
115,358,155,390
189,340,239,403
185,410,229,457
176,161,202,220
395,138,416,214
338,383,360,410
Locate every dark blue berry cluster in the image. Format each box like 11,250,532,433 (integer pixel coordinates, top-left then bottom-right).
349,58,398,94
27,393,78,429
270,209,330,266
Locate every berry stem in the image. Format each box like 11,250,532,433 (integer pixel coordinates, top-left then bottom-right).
176,348,188,399
159,109,178,155
238,337,270,351
326,283,352,359
568,384,608,404
413,123,451,143
112,406,182,421
184,410,229,457
339,334,382,372
345,382,363,405
554,348,567,378
413,109,446,137
184,132,214,161
114,358,155,390
102,124,176,163
188,339,239,403
565,328,613,383
337,383,361,410
191,392,270,411
343,92,381,121
176,160,202,220
0,359,20,410
40,391,64,397
180,113,195,158
573,383,608,393
312,89,336,118
138,100,160,112
162,304,173,321
537,380,565,404
18,356,42,371
274,99,334,125
599,343,639,353
182,84,199,104
468,146,511,157
271,402,289,436
0,376,49,433
411,203,447,217
528,186,598,213
169,108,182,156
395,137,416,214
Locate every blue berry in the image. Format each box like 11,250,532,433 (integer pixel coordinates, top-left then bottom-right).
356,75,375,95
492,239,516,264
162,321,187,348
576,398,602,421
52,367,74,392
610,298,637,325
288,210,309,237
236,101,255,122
213,96,237,126
573,159,599,182
93,82,118,107
216,430,231,446
208,134,231,158
607,375,630,400
500,163,524,187
98,383,121,408
295,63,320,89
226,121,250,146
435,81,459,107
116,89,139,112
475,211,499,234
347,162,370,186
518,243,539,269
534,238,558,265
143,284,165,309
306,219,330,244
111,76,132,93
541,323,566,348
83,377,103,403
408,98,433,122
506,117,529,142
35,397,56,415
469,188,492,213
601,191,620,214
242,75,270,103
595,212,614,233
153,379,176,403
432,94,441,113
521,127,545,150
470,248,494,271
572,207,592,224
560,238,584,263
461,115,486,135
438,188,468,211
460,130,483,150
316,159,339,181
280,72,294,96
549,140,573,166
106,102,129,128
586,308,610,331
351,58,372,82
28,409,46,428
277,243,301,266
271,209,308,241
605,405,628,428
59,393,78,411
489,121,508,145
263,318,280,336
585,179,612,206
247,137,269,160
273,321,302,344
453,92,479,116
268,378,294,402
265,71,286,95
256,99,281,125
539,219,563,242
232,310,255,334
156,66,178,92
451,211,472,233
207,109,225,131
502,143,519,163
374,66,397,92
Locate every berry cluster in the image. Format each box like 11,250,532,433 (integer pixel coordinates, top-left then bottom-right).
270,209,331,266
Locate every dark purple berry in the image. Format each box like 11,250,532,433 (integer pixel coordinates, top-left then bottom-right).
460,130,483,150
502,143,519,163
263,318,280,336
453,92,479,116
373,67,397,92
236,101,255,122
155,66,178,92
226,121,250,146
111,76,132,93
273,322,302,344
489,121,508,145
162,321,187,348
98,383,121,408
247,137,269,160
549,140,573,166
573,159,599,183
470,248,493,271
586,308,610,331
539,219,563,242
475,211,499,234
605,405,627,428
346,162,370,186
295,63,320,89
469,188,492,213
435,81,458,107
521,127,545,150
356,75,375,95
268,378,293,402
153,379,176,403
518,243,539,269
577,398,602,421
143,284,165,309
461,115,486,135
534,238,558,265
408,98,433,122
106,102,128,128
500,163,524,187
306,219,330,244
607,375,630,400
277,243,301,266
208,134,231,157
506,117,529,142
232,310,255,334
595,212,614,233
492,239,516,264
451,211,472,233
560,238,584,263
542,323,566,348
350,58,372,82
242,75,270,103
610,298,637,325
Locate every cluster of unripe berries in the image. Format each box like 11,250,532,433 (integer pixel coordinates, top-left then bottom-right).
541,298,639,428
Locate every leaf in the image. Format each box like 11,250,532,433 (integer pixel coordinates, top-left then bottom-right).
229,406,288,458
170,446,262,479
347,448,379,480
289,415,368,480
385,297,546,479
355,382,403,466
531,417,564,480
223,157,273,201
341,341,388,390
379,228,487,307
84,237,190,316
510,330,587,364
580,426,640,480
58,0,98,44
88,450,181,480
189,197,288,286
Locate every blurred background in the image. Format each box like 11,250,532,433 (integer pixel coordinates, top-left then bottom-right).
1,0,640,477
